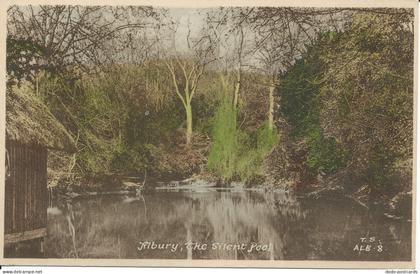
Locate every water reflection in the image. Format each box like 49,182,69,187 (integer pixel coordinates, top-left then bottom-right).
45,190,411,260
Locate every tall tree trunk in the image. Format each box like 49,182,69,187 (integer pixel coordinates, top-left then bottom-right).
268,85,275,131
233,69,241,109
165,59,203,147
186,102,193,146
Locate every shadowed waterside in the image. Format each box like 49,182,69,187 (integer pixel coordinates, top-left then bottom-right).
39,190,412,261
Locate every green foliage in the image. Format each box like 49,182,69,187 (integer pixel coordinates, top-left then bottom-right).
319,12,413,191
305,127,344,174
7,37,44,87
257,122,279,152
236,122,279,181
193,93,218,136
38,65,185,177
279,36,344,175
278,12,413,194
366,144,397,192
63,73,130,175
208,83,278,182
207,93,239,180
280,57,320,139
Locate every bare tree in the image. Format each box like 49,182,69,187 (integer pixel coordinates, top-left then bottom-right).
7,5,160,81
204,7,255,110
161,21,217,146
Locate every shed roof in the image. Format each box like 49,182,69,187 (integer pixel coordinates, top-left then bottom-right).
6,84,77,153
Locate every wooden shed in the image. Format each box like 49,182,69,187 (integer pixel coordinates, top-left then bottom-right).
4,84,76,250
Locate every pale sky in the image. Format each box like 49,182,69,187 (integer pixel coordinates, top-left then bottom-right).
167,8,210,53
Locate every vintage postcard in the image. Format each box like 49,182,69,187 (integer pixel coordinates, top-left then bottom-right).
0,0,417,269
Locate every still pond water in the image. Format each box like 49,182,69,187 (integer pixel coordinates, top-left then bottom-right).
45,189,411,261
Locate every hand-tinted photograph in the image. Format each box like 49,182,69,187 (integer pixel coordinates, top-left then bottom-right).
2,1,416,268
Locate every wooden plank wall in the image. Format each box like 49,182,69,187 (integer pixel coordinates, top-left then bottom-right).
5,140,48,236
